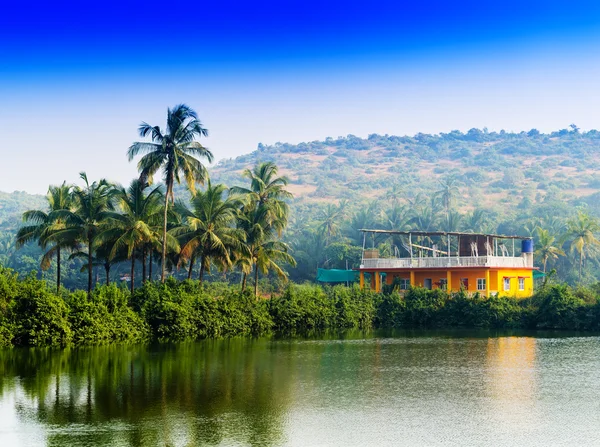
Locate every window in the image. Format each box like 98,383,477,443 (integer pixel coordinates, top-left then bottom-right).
439,278,448,290
477,278,486,291
399,278,410,290
519,278,525,291
503,277,511,291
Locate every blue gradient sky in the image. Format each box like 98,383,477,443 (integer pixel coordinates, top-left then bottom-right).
2,0,600,193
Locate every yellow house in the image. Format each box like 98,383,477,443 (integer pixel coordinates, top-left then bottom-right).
357,230,536,298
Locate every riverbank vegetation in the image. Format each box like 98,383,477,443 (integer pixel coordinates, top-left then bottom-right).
1,266,600,347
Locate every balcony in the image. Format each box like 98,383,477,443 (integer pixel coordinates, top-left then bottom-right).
360,255,532,269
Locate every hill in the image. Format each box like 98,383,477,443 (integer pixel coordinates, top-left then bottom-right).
210,127,600,212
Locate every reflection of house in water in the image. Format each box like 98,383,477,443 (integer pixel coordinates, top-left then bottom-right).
485,337,538,428
357,230,536,297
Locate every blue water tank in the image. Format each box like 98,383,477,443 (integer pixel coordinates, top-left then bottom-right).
522,239,534,253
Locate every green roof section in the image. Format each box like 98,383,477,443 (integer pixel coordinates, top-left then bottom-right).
533,270,546,279
316,269,359,283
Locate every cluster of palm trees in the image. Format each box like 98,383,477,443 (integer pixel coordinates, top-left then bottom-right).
292,181,600,283
16,105,295,296
529,212,600,280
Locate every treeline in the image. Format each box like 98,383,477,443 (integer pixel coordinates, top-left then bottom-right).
2,266,600,347
12,105,295,296
288,181,600,284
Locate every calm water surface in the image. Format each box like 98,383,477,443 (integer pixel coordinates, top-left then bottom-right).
1,330,599,446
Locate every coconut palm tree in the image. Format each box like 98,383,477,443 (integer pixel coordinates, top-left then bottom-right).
237,204,295,295
464,209,488,233
318,203,344,243
441,211,463,233
435,178,461,216
47,173,114,296
231,162,292,232
534,228,565,273
15,182,74,293
97,180,165,294
565,211,600,281
173,181,244,283
127,104,212,283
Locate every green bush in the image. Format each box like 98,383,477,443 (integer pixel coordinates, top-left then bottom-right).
11,273,72,346
534,285,587,329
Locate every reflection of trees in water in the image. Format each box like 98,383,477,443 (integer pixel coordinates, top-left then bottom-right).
0,340,296,446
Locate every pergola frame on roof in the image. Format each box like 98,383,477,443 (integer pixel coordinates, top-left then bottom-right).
359,229,532,240
359,229,532,260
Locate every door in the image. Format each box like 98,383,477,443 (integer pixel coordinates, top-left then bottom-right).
460,278,469,290
424,278,432,290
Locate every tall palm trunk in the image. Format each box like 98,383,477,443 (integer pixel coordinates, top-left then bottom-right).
105,264,110,286
148,248,153,281
130,255,136,295
161,183,170,283
579,251,583,281
241,272,247,291
187,253,196,280
254,264,259,297
56,247,61,294
87,237,93,297
199,257,206,283
142,248,147,284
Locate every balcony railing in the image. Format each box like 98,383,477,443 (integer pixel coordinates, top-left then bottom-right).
361,256,532,269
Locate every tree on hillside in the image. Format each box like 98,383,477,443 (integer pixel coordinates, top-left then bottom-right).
127,104,212,283
15,182,74,293
534,228,565,273
318,203,346,243
435,178,461,216
566,211,600,281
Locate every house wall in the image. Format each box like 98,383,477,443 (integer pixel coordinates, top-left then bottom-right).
375,267,535,297
494,268,534,298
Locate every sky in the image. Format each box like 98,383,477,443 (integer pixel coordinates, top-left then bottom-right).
2,0,600,193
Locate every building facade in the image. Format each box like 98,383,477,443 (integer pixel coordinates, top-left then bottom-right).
357,230,536,298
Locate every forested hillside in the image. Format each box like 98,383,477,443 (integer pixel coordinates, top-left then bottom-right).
2,126,600,287
212,126,600,210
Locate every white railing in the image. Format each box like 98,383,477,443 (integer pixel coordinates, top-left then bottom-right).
361,256,531,269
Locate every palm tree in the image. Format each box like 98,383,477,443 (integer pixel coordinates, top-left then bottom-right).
15,182,74,293
566,211,600,281
48,173,114,296
411,206,437,232
534,228,565,273
441,211,463,233
464,209,488,233
173,181,244,283
231,162,292,232
318,203,344,243
237,204,295,296
435,178,460,216
97,180,165,294
127,104,213,283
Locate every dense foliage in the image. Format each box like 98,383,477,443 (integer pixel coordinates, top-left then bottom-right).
1,267,600,347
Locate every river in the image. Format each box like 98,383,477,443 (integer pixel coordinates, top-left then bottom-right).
0,330,599,446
